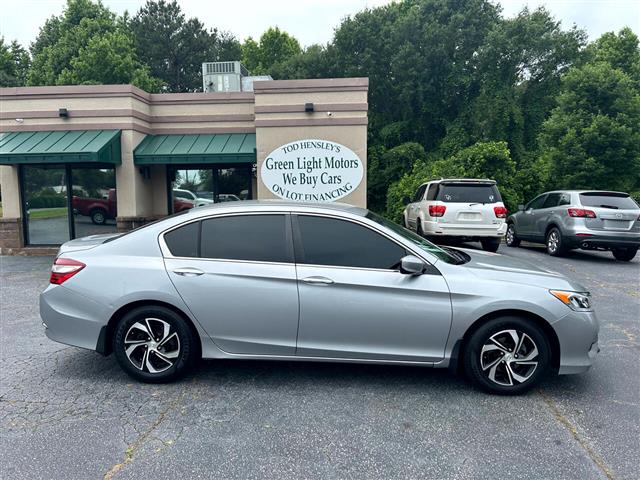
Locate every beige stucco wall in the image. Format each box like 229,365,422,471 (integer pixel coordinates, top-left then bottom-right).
0,165,22,217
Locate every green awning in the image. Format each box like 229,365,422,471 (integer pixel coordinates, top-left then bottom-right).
0,130,121,165
134,133,256,165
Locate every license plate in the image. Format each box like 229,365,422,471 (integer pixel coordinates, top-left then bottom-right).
603,219,631,230
458,212,481,220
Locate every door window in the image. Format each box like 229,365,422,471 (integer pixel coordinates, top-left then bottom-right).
165,221,199,257
526,195,547,210
426,184,438,200
22,166,69,245
296,215,406,269
542,193,561,208
71,167,117,237
200,214,291,263
412,185,426,202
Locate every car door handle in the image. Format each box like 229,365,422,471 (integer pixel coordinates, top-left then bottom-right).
301,276,334,285
172,267,205,277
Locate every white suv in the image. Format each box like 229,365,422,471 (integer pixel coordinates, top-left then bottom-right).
403,179,508,252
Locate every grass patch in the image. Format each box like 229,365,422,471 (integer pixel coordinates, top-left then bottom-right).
29,208,68,220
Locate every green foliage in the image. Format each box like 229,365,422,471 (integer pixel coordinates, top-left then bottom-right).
57,30,162,91
368,142,427,213
0,38,30,86
241,27,302,75
130,0,241,92
386,141,518,222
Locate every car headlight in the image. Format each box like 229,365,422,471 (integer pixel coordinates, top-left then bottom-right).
550,290,593,311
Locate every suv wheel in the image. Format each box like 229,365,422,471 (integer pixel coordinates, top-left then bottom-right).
612,247,638,262
546,227,566,256
505,223,521,247
464,316,551,395
481,238,501,253
113,306,197,383
416,220,423,237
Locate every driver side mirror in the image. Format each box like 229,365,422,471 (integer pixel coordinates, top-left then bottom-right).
518,204,525,212
400,255,426,275
403,196,411,205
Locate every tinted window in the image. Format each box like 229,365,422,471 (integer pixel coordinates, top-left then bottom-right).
201,215,291,263
437,184,502,203
579,193,638,209
413,185,426,202
426,184,438,200
165,221,199,257
526,195,547,210
558,193,571,206
297,215,406,269
542,193,561,208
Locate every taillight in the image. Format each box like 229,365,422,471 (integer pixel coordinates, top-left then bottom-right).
50,257,85,285
568,208,596,218
494,206,508,218
429,205,446,217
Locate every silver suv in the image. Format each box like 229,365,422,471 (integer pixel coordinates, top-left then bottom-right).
506,190,640,261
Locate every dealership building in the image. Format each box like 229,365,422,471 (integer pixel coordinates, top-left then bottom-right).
0,70,368,253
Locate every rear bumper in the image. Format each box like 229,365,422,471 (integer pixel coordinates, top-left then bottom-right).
424,221,507,238
565,230,640,249
40,284,108,351
553,310,600,375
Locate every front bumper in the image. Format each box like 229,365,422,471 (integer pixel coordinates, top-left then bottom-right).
40,284,108,351
552,310,600,374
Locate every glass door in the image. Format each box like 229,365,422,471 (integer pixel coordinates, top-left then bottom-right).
70,167,118,237
22,166,70,245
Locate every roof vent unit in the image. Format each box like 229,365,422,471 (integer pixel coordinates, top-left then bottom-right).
202,61,249,92
241,75,273,92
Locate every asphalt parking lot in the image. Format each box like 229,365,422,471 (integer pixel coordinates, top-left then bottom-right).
0,244,638,480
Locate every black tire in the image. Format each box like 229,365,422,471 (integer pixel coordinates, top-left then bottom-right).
416,219,423,237
612,247,638,262
481,237,501,253
464,316,551,395
505,223,521,247
113,306,198,383
546,227,567,256
90,208,107,225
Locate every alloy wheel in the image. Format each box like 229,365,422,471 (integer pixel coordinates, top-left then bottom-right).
547,230,559,253
506,225,515,244
124,318,181,374
480,329,539,386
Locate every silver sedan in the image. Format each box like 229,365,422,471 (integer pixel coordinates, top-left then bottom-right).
40,201,599,394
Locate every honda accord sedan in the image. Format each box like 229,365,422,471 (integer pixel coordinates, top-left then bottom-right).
40,201,599,394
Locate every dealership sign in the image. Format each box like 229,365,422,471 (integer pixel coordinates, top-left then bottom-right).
261,139,363,202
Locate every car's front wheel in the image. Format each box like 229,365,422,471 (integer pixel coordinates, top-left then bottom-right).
481,238,501,252
612,247,638,262
113,306,198,383
505,223,521,247
90,208,107,225
464,316,551,395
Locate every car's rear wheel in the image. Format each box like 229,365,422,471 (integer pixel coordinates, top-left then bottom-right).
464,316,551,395
113,306,197,383
612,247,638,262
505,223,520,247
546,227,567,256
416,219,423,237
481,238,501,253
90,208,107,225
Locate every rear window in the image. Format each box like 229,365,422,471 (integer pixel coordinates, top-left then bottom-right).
579,193,638,210
436,183,502,203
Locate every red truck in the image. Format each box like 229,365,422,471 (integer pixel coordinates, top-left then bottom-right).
73,188,194,225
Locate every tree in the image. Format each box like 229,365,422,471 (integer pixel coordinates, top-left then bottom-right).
57,30,162,91
241,27,301,75
0,38,30,86
540,62,640,194
386,141,518,222
130,0,241,92
28,0,118,86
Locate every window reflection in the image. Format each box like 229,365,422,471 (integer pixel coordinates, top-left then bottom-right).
71,168,118,237
23,166,69,245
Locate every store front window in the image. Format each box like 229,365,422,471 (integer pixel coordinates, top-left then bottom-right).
21,165,117,245
168,165,253,213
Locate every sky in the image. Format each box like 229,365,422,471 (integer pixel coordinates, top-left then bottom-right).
0,0,638,49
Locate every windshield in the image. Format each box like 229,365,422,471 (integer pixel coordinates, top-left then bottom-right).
366,212,462,264
437,183,501,203
579,192,638,210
